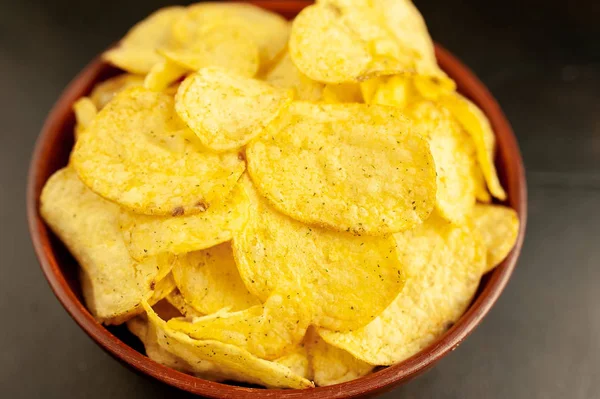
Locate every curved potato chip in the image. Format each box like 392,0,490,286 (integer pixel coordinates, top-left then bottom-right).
405,101,476,223
120,182,249,260
319,213,486,365
473,165,492,203
144,303,314,389
232,177,406,331
173,3,289,70
306,329,373,386
73,97,97,138
439,93,507,200
148,273,177,304
72,87,245,216
274,345,312,380
166,290,203,318
172,243,260,315
247,102,436,235
144,58,187,92
175,68,293,152
103,7,185,74
264,51,324,102
90,74,145,110
160,25,259,79
40,168,175,325
472,204,520,273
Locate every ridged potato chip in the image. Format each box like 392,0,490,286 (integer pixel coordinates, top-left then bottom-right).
144,303,314,389
247,102,436,235
319,213,486,365
103,7,185,74
120,182,250,260
72,87,245,216
90,74,145,110
175,68,293,151
473,204,520,273
40,168,175,325
232,177,406,331
73,97,97,138
264,51,324,102
172,243,260,315
306,329,373,386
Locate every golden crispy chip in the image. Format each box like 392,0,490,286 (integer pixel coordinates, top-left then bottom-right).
160,24,259,78
306,329,373,386
144,58,187,92
367,75,414,107
472,204,520,273
90,74,145,110
172,243,260,315
247,102,436,235
103,7,185,74
144,303,314,388
474,166,492,203
166,290,203,318
319,213,486,365
232,177,405,331
72,87,245,216
148,273,177,304
120,182,249,260
439,93,507,200
175,68,293,151
40,168,175,325
264,51,324,102
404,101,476,223
73,97,97,138
168,293,310,360
173,3,289,71
322,83,363,103
274,344,312,381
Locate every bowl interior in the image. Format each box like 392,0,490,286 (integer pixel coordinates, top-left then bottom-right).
28,1,527,398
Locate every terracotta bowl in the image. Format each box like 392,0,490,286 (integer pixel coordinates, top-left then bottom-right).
27,1,527,397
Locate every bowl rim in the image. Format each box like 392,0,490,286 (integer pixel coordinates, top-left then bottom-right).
27,4,528,398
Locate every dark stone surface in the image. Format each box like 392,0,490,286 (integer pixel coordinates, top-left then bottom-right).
1,0,598,397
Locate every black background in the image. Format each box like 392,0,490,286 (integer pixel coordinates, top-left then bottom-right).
1,0,599,398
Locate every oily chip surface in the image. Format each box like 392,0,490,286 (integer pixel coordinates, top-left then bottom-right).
247,102,437,235
72,87,245,216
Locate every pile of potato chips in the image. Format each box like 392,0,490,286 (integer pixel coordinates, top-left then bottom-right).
41,0,520,389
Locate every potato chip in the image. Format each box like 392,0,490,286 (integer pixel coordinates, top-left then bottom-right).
173,3,289,71
160,24,259,79
172,243,260,315
40,168,175,324
72,87,245,216
404,101,476,223
274,344,312,380
474,166,492,203
306,329,373,386
232,176,406,331
472,204,520,273
264,51,324,102
144,303,314,388
322,83,363,104
103,7,185,74
319,213,486,365
166,290,203,318
120,181,250,260
90,74,145,110
148,273,177,305
168,292,310,360
175,68,293,152
247,102,436,235
144,58,187,92
73,97,97,138
439,93,507,200
367,75,414,107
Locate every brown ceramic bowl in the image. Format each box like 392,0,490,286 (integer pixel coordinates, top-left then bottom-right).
27,1,527,398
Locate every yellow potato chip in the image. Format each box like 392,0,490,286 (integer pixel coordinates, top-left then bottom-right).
472,204,520,273
73,97,97,138
166,290,203,318
160,24,259,79
247,102,436,235
144,303,314,388
274,344,312,380
474,165,492,203
120,181,250,260
319,213,486,365
175,68,293,152
90,74,145,110
173,3,289,71
232,176,406,331
322,83,363,103
264,51,324,102
439,93,507,200
172,243,260,315
367,75,414,107
144,58,187,92
148,273,177,305
306,329,373,386
40,168,175,325
72,87,245,216
103,7,186,74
